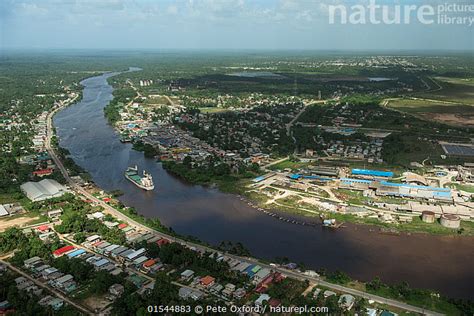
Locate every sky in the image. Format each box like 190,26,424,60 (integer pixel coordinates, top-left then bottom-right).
0,0,473,51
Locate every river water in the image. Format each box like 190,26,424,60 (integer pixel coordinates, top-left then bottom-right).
54,72,474,300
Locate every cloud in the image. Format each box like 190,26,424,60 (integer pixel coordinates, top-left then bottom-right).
2,0,337,27
167,5,178,15
1,0,472,50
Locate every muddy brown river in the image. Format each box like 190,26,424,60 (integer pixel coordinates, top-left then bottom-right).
54,71,474,300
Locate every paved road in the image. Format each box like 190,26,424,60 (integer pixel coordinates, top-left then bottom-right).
286,104,309,137
0,259,94,315
45,100,444,316
57,233,222,304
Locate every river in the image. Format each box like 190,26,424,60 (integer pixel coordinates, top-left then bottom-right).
53,71,474,300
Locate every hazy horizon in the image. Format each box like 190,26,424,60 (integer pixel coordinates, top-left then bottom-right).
1,0,473,52
2,47,473,53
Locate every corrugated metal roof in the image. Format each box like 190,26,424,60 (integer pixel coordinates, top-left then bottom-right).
104,244,120,252
133,256,148,264
0,205,8,216
20,179,67,201
93,259,109,267
126,248,146,260
352,169,394,177
67,249,86,258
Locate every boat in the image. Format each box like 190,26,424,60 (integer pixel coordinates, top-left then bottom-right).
124,165,154,191
322,219,335,227
322,218,344,229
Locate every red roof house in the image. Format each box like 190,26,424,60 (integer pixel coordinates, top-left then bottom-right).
156,238,170,247
53,245,75,257
33,169,53,177
118,223,128,229
273,272,284,283
92,241,103,248
36,225,50,232
200,276,215,287
269,298,281,307
256,272,284,293
142,259,157,268
259,274,274,287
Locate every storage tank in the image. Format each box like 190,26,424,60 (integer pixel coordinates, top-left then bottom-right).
421,211,435,223
440,214,461,229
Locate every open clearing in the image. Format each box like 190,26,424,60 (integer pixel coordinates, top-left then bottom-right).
434,77,474,86
416,77,474,105
0,215,40,232
198,107,230,114
387,98,474,127
147,95,171,104
82,295,111,311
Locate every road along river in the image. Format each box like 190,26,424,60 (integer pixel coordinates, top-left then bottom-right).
54,72,474,300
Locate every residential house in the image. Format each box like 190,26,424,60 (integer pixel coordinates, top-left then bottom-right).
255,294,270,307
180,269,194,281
47,209,62,220
38,296,64,311
339,294,355,310
200,275,215,288
109,284,125,297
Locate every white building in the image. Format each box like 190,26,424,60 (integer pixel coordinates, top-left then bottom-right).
20,179,68,202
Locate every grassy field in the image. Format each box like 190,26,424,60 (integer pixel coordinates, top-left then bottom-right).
250,188,474,236
383,134,447,166
387,98,471,113
267,202,319,218
386,98,474,128
416,77,474,105
146,95,171,104
393,216,474,235
198,107,230,114
450,183,474,193
0,193,28,205
336,280,466,316
367,285,465,315
267,158,311,171
348,214,474,236
335,189,371,205
434,77,474,86
320,159,409,176
335,188,406,205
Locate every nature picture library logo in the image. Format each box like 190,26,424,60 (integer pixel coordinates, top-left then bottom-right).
328,0,474,26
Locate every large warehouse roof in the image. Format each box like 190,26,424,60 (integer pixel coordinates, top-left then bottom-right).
0,205,9,216
20,179,68,202
352,169,394,178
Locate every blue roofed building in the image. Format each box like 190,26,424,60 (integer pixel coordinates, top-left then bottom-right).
340,177,453,201
253,176,265,183
67,249,86,258
93,258,109,268
351,169,394,178
243,264,256,277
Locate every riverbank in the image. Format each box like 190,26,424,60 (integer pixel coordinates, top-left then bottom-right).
161,161,474,237
44,86,456,314
331,276,473,315
264,195,474,236
52,71,474,301
100,73,474,237
39,148,474,316
161,160,251,194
